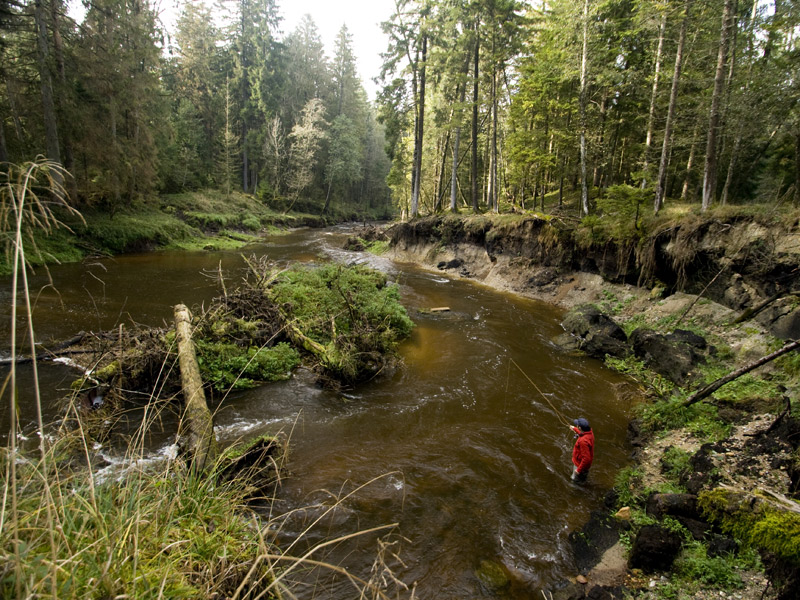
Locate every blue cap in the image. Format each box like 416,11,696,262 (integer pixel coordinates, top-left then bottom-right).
574,418,591,431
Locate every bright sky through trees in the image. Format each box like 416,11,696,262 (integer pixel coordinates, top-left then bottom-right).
280,0,395,99
70,0,395,99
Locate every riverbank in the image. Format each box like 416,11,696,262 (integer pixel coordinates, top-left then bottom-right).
378,212,800,600
0,189,334,275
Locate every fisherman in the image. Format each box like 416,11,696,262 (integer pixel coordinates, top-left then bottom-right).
570,418,594,483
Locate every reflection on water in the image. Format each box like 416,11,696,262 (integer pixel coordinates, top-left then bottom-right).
1,225,634,598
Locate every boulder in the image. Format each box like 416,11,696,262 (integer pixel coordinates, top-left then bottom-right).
629,327,708,385
569,510,627,573
628,524,682,573
561,305,629,359
645,493,700,521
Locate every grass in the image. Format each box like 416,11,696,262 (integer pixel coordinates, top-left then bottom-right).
0,189,331,275
2,164,411,599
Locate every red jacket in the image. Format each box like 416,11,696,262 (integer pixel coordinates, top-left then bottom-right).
571,427,595,474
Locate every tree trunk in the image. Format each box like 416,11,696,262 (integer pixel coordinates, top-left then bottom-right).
411,33,427,218
471,24,480,213
681,121,700,200
642,13,666,189
579,0,590,216
174,304,218,473
795,130,800,207
683,340,800,407
655,0,691,214
0,118,7,164
34,0,62,188
701,0,734,212
49,0,77,200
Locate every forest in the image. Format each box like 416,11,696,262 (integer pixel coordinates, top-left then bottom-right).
1,0,799,221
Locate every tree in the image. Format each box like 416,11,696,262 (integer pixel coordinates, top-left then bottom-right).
701,0,734,211
323,114,362,213
285,97,327,212
654,0,692,214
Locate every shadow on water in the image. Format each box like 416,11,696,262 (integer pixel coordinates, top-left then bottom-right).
1,225,635,598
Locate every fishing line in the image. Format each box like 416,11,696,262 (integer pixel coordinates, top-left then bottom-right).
509,358,571,428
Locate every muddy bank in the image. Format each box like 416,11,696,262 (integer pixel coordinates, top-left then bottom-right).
385,214,800,340
378,214,800,600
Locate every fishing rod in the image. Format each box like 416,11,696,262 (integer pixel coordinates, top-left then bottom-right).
509,358,572,428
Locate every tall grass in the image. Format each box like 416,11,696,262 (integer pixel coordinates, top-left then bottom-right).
1,161,412,599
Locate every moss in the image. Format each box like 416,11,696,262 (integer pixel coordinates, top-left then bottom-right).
93,361,120,382
475,560,510,591
196,341,300,392
699,489,800,565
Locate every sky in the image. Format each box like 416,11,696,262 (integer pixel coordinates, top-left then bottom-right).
70,0,397,100
277,0,396,99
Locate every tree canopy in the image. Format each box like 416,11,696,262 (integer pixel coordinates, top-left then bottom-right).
1,0,798,221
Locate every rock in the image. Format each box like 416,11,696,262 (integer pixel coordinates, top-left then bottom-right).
708,534,739,557
550,581,588,600
576,574,588,584
343,236,366,251
645,493,700,520
437,258,463,270
615,507,631,521
666,329,708,349
629,327,706,385
586,585,629,600
529,267,561,287
628,525,682,573
475,559,510,591
561,305,629,359
569,510,625,572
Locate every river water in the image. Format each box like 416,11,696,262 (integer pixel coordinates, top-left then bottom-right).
1,225,635,598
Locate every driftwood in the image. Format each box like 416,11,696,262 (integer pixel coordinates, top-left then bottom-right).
683,339,800,407
674,268,725,328
733,289,800,324
174,304,218,472
745,396,792,437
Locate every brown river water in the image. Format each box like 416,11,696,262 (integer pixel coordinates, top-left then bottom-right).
1,225,635,598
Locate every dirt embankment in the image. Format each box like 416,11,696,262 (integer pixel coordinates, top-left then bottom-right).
386,214,800,340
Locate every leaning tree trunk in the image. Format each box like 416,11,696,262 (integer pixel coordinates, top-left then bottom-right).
174,304,218,473
683,340,800,407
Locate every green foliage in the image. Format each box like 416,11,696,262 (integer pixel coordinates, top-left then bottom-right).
78,211,201,254
614,466,645,507
699,489,800,566
268,263,414,382
365,240,390,255
635,396,730,442
596,185,648,240
605,355,674,397
196,341,300,391
0,451,269,598
673,541,750,589
660,446,693,483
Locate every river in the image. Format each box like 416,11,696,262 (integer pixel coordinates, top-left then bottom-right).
1,225,635,598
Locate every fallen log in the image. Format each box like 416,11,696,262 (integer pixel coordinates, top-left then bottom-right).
174,303,218,473
682,339,800,407
732,289,800,324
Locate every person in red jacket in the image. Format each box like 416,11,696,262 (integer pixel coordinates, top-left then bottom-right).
570,418,594,483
